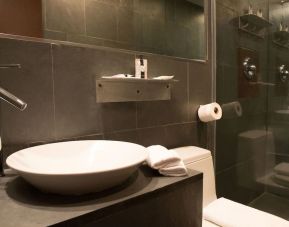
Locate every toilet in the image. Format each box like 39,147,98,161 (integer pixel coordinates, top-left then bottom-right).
172,146,289,227
238,130,289,197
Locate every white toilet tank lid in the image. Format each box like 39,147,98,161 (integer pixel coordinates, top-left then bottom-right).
171,146,211,164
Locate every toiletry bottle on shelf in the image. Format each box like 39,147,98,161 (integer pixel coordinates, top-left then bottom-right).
257,9,263,18
135,56,147,79
248,4,253,15
280,21,284,31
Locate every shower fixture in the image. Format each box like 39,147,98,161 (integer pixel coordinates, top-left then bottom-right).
278,64,289,82
0,64,27,176
243,57,257,80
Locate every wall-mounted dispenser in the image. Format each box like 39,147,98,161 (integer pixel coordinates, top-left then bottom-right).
135,56,147,79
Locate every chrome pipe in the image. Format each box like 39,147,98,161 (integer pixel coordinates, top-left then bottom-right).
0,87,27,111
0,64,21,69
0,137,3,177
0,63,26,176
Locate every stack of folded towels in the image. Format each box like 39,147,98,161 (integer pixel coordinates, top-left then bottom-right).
146,145,188,176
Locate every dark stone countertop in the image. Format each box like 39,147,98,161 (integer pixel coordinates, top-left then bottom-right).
0,166,202,227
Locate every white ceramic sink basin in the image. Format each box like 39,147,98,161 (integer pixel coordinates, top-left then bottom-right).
6,140,147,195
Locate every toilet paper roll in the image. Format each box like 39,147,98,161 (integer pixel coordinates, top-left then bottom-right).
221,101,242,119
198,102,222,122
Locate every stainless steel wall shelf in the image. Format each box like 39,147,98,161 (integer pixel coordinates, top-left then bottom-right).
96,78,178,103
273,31,289,48
238,14,272,39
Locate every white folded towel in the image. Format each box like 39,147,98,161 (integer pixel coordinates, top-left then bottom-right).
146,145,188,176
146,145,181,169
102,74,135,79
204,197,289,227
152,75,175,80
159,161,188,177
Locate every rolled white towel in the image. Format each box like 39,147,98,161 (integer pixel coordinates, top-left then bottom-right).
159,161,188,177
146,145,181,169
204,197,289,227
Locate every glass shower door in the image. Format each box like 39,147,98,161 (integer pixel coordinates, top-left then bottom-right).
216,0,289,220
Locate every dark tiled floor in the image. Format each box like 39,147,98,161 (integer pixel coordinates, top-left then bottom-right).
249,193,289,221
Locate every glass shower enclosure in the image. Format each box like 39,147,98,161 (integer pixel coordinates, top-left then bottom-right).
216,0,289,220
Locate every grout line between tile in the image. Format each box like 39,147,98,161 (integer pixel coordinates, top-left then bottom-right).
135,120,199,131
116,3,119,42
42,0,47,29
84,0,87,35
215,157,256,175
187,62,190,122
267,152,289,157
135,102,138,129
248,193,266,206
50,44,57,141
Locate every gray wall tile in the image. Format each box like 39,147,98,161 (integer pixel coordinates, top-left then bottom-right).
52,43,137,138
42,0,206,60
100,102,137,132
45,0,85,34
137,55,189,128
117,7,142,44
188,61,212,122
52,44,103,139
0,35,212,150
86,0,117,40
164,122,206,149
0,38,55,144
104,130,138,144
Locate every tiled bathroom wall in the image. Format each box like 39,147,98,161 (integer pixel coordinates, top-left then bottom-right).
0,33,213,164
42,0,206,59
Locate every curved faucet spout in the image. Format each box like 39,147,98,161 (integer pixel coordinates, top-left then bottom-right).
0,87,27,176
0,87,27,111
0,63,27,176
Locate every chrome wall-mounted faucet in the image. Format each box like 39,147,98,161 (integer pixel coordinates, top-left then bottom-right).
0,64,27,176
0,87,27,111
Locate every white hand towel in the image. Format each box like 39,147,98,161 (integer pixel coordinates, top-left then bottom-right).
152,75,175,80
204,197,289,227
146,145,181,169
159,161,188,177
102,74,135,79
146,145,188,176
